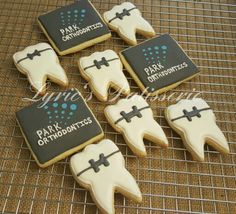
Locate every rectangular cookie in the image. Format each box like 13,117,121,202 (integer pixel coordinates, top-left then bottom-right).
120,34,199,95
16,89,104,168
38,0,111,55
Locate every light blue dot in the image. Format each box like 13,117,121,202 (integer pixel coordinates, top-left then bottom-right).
155,51,159,54
67,11,71,14
62,103,67,109
55,110,58,113
60,12,64,15
61,116,64,119
151,57,154,59
64,122,67,125
163,51,166,54
68,15,71,18
44,105,48,109
60,121,62,124
80,19,83,22
70,104,77,111
69,112,73,116
81,9,86,13
75,14,78,17
157,56,160,59
150,52,153,55
81,14,85,17
47,111,51,115
61,110,65,114
67,117,71,120
148,47,152,51
153,61,155,64
144,53,147,56
49,121,52,123
74,10,78,13
56,115,59,118
146,58,149,61
53,102,58,108
161,45,167,50
142,49,146,52
154,46,159,50
163,56,166,58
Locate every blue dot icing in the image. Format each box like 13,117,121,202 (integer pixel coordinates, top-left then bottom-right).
74,9,78,13
69,112,73,116
49,121,52,123
161,45,167,50
148,47,152,51
154,46,159,50
56,115,59,118
142,49,146,52
67,117,71,120
61,110,65,114
146,58,149,61
55,110,58,113
44,105,48,109
53,102,58,108
163,51,166,54
61,116,64,119
62,103,67,109
150,52,153,55
49,116,52,119
67,11,71,14
155,51,159,54
81,9,86,13
70,104,77,111
47,111,51,115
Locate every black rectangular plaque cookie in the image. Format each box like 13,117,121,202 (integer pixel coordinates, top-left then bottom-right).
16,88,104,168
120,34,199,95
38,0,111,55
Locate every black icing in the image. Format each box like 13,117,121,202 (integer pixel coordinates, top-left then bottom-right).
16,89,103,165
83,57,119,70
108,7,137,23
94,57,109,69
171,106,211,122
115,105,150,124
121,34,199,93
76,150,120,176
17,48,52,64
89,153,110,173
38,0,110,52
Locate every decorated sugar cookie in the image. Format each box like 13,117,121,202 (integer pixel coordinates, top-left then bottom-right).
79,50,130,101
103,2,155,45
16,89,104,168
13,43,68,94
165,98,230,161
104,95,168,156
38,0,111,55
70,139,142,214
120,34,199,95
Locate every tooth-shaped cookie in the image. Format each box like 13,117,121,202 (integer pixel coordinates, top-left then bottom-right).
103,2,155,45
70,139,142,214
104,95,168,156
165,98,230,161
13,43,68,94
79,50,130,101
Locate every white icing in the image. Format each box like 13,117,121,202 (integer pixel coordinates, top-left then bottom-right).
103,2,155,45
13,43,68,93
104,95,168,156
79,50,130,101
70,139,142,214
166,98,229,161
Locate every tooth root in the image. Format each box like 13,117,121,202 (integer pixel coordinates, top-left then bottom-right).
91,78,109,100
116,169,142,203
118,25,137,45
123,129,147,156
137,17,155,36
111,76,130,94
185,133,205,161
206,124,230,154
28,69,46,93
144,120,168,147
48,64,68,86
90,182,115,214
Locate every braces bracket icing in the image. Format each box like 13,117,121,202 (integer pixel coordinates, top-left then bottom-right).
115,105,150,124
83,57,119,70
108,7,137,23
17,48,52,64
171,106,211,122
76,150,120,176
89,153,110,173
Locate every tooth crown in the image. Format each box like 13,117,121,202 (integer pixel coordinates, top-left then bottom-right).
79,50,130,101
70,139,142,214
13,43,68,94
103,2,155,45
104,95,168,156
166,98,229,161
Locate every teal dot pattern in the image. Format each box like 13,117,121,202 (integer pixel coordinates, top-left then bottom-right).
43,101,78,125
60,9,86,26
142,45,168,65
